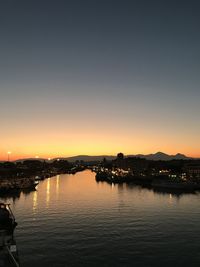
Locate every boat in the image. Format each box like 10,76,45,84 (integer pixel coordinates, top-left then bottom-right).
0,203,20,267
35,176,43,181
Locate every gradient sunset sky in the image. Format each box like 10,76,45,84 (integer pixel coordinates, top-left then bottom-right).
1,0,200,160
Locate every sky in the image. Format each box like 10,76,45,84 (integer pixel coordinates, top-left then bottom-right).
0,0,200,160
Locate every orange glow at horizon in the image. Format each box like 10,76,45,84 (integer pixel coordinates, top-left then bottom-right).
1,129,199,160
1,111,200,160
1,1,200,162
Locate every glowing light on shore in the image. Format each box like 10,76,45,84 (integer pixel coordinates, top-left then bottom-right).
7,151,11,161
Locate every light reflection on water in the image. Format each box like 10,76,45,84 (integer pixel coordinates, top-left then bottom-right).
46,178,50,207
32,190,38,213
56,175,60,197
0,170,200,267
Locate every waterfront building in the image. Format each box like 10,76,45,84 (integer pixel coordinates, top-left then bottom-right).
185,164,200,179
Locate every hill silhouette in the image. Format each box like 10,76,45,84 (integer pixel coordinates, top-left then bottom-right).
13,152,192,162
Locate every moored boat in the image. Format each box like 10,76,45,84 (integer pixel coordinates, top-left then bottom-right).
0,203,20,267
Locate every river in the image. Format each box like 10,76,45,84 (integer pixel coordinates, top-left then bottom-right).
0,170,200,267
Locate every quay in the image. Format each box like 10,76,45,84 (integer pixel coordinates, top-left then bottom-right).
95,170,200,191
0,159,86,193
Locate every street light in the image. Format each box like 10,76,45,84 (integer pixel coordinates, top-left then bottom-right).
7,151,11,162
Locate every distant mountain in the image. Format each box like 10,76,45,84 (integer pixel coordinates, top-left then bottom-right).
14,155,116,163
130,152,190,161
59,155,116,162
12,152,192,163
15,158,46,163
59,152,191,162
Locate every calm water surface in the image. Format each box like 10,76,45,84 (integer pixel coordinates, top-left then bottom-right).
1,170,200,267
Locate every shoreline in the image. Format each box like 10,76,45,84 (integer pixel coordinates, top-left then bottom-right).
0,166,86,193
95,172,200,192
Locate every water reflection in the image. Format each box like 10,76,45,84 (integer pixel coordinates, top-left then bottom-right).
22,188,36,196
0,190,21,202
46,178,50,207
152,186,198,198
33,190,38,213
99,180,199,199
56,175,60,197
0,171,200,267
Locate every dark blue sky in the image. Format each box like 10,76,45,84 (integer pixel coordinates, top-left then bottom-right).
1,0,200,158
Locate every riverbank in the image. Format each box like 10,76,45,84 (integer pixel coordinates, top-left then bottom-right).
0,157,87,192
95,171,200,191
0,165,86,193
